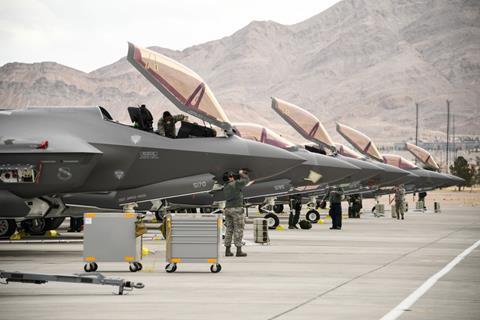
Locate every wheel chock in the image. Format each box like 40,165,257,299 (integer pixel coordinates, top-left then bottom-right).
142,247,152,256
9,230,28,240
275,225,285,231
317,219,324,224
46,230,59,238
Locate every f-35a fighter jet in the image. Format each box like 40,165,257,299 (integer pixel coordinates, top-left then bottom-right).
0,45,305,238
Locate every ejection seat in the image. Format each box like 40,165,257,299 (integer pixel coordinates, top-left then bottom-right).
128,106,154,132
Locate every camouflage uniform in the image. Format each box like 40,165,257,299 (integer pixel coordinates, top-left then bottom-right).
157,114,187,138
223,173,249,248
224,207,245,247
395,186,406,220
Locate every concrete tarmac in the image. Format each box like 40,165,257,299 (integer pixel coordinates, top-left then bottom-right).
1,205,479,320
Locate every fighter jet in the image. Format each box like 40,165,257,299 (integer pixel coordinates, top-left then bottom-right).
405,142,464,187
0,46,305,238
270,97,413,192
335,122,457,191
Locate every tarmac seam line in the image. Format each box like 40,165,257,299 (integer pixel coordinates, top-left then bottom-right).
266,225,472,320
379,238,480,320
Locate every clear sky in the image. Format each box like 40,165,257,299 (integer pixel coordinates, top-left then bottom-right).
0,0,341,72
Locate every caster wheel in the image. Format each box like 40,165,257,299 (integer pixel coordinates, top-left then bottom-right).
306,209,320,223
264,213,280,229
210,263,222,273
165,263,177,273
134,262,143,271
91,262,98,272
84,263,94,272
129,263,139,272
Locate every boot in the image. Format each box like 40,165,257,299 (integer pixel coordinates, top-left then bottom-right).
293,212,300,229
225,246,233,257
236,246,247,257
288,213,295,229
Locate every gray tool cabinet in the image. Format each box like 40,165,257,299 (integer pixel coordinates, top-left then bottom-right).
83,212,143,272
165,213,222,273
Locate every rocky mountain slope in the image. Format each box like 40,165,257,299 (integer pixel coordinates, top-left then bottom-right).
1,0,479,143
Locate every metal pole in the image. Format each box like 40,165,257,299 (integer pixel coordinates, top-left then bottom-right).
452,114,456,160
446,100,450,173
415,102,419,146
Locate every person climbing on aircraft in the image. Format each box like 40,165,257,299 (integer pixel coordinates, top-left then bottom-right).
157,111,188,138
223,170,250,257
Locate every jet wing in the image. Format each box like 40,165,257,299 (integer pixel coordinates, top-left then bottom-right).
126,42,230,130
336,122,383,162
271,97,335,151
405,143,440,170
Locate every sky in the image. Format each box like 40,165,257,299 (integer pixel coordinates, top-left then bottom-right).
0,0,341,72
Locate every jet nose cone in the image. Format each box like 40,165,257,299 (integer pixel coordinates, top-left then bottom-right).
311,154,360,184
244,139,305,181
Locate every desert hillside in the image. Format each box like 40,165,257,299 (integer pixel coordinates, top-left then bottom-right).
1,0,479,143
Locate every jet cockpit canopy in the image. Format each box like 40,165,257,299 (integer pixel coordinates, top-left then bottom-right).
271,97,335,151
334,143,365,160
405,142,440,170
127,43,230,131
233,123,296,150
382,154,418,170
336,122,383,162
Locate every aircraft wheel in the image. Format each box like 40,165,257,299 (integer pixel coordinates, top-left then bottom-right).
0,219,17,239
306,209,320,223
210,263,222,273
165,263,177,273
45,217,66,230
273,204,284,214
21,218,47,235
264,213,280,230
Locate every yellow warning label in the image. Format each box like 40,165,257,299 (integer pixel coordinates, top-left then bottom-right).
124,213,136,219
84,213,96,218
85,256,96,262
207,259,217,263
171,258,182,263
124,256,135,261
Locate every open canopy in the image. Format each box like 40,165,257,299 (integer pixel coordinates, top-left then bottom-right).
405,143,440,170
127,42,230,130
336,122,383,162
233,123,296,149
334,143,364,160
382,154,418,170
271,97,335,151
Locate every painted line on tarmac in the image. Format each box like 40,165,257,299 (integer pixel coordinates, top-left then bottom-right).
267,225,470,320
380,239,480,320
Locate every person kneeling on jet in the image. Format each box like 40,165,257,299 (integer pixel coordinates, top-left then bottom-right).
223,170,250,257
158,111,188,138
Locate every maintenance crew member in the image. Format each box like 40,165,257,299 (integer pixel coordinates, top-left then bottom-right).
158,111,188,138
223,170,249,257
328,187,344,230
288,195,302,229
395,184,406,220
418,191,427,209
